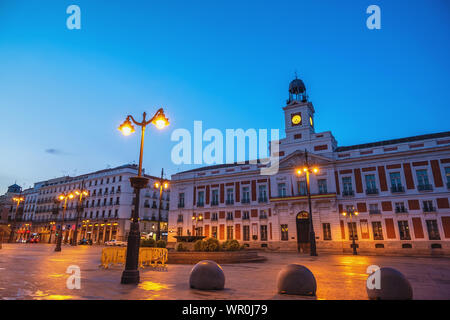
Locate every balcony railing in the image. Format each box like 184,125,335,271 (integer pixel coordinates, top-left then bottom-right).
369,209,381,214
241,198,250,204
366,188,379,195
418,184,433,191
177,217,183,223
395,207,408,213
423,206,436,212
342,190,354,196
259,214,268,219
178,203,185,208
211,216,218,221
211,200,219,206
226,199,234,205
196,202,204,207
226,216,233,221
391,185,405,193
242,216,250,220
258,197,268,203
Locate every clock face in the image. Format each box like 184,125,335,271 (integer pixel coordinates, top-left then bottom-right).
291,114,302,125
309,116,313,126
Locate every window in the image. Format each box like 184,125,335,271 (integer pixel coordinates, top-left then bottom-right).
342,177,353,195
322,223,332,240
318,179,327,194
241,187,250,203
389,172,403,190
365,175,377,193
348,222,357,240
226,212,233,220
242,211,250,220
177,227,183,236
281,224,288,241
260,225,268,241
211,212,218,221
197,191,204,206
227,226,234,240
369,203,380,214
211,189,219,205
211,226,218,238
178,193,185,208
297,181,307,196
398,221,411,240
277,183,287,197
114,209,118,217
395,202,407,213
423,200,435,212
372,221,384,240
226,188,234,204
416,169,431,190
259,210,267,219
258,185,267,202
426,220,440,240
243,225,250,241
196,227,203,236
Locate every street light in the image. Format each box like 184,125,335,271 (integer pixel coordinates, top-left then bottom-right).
72,186,89,246
118,108,169,285
342,206,359,255
154,168,169,241
54,192,74,252
9,196,24,243
295,150,319,256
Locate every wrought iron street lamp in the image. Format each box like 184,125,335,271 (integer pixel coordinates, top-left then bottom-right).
154,168,169,241
342,206,359,255
9,196,24,243
72,186,89,246
118,108,169,285
295,150,319,256
54,192,74,252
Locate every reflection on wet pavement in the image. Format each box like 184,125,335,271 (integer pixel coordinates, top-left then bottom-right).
1,244,449,300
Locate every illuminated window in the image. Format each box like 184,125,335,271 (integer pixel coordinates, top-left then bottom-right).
322,223,331,240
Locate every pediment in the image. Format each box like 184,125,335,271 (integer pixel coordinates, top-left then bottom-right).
278,150,333,170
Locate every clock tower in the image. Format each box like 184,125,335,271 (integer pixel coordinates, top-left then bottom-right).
283,77,315,142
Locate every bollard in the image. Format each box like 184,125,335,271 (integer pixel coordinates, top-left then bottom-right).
366,267,413,300
277,264,317,296
189,260,225,290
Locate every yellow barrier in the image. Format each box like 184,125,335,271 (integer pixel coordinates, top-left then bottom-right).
100,247,168,269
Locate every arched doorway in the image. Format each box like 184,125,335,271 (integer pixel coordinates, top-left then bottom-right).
296,211,310,253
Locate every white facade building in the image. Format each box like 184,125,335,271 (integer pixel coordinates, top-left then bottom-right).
168,78,450,255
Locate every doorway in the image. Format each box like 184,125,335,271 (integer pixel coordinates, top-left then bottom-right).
296,211,310,253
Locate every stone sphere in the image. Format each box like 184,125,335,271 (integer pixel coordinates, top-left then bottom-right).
366,267,413,300
189,260,225,290
277,264,317,296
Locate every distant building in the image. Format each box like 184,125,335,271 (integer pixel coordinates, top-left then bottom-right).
168,78,450,255
7,164,170,243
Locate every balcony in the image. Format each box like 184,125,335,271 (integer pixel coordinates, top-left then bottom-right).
242,216,250,220
211,200,219,206
342,190,354,197
241,198,250,204
366,188,379,195
211,216,218,221
258,197,268,203
369,209,381,214
418,184,433,191
177,217,183,223
196,202,204,207
391,185,405,193
226,199,234,205
395,207,408,213
423,206,436,213
178,203,185,208
259,214,268,219
226,216,233,221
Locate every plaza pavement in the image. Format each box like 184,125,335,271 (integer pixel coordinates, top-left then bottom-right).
0,244,449,300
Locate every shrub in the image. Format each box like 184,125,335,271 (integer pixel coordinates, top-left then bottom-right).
176,243,188,252
204,237,220,252
223,239,240,251
141,238,156,247
194,239,206,251
156,240,166,248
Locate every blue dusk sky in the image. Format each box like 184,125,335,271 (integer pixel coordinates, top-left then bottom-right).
0,0,449,192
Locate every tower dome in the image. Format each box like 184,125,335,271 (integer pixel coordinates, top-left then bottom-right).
288,76,308,104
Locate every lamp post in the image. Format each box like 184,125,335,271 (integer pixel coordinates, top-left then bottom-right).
54,192,74,252
154,168,169,241
9,196,24,243
342,206,359,255
72,186,89,246
295,150,318,256
118,108,169,285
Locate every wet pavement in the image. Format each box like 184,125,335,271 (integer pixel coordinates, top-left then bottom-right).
0,244,449,300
